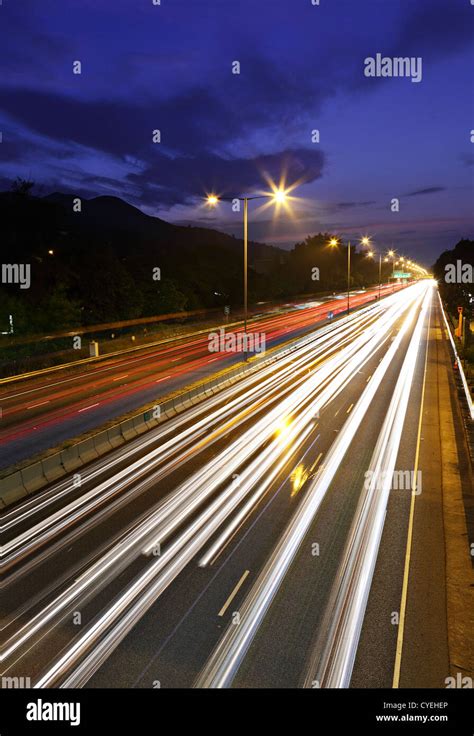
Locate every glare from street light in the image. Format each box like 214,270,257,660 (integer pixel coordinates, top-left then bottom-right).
272,188,287,204
361,237,371,246
207,194,219,206
367,250,374,258
329,238,339,247
388,249,395,257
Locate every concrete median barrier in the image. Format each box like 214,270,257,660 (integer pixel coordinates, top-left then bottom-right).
21,462,47,494
93,430,113,455
161,404,177,420
143,410,159,430
0,331,309,507
42,454,66,483
107,425,125,448
78,438,99,464
60,445,83,473
120,418,138,441
132,415,148,435
0,471,28,506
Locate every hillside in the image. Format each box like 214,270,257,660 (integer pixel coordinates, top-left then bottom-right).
0,189,286,334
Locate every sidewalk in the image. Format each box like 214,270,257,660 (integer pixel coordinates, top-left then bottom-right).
399,298,474,687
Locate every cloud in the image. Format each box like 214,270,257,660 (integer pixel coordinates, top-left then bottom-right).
404,187,445,197
460,153,474,168
334,201,376,209
127,148,325,207
394,0,473,59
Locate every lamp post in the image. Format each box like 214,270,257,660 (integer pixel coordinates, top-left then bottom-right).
207,188,289,360
347,240,351,314
386,249,396,292
378,252,382,299
367,250,382,300
329,236,370,316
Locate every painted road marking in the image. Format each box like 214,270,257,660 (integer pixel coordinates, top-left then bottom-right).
392,298,431,688
155,375,171,383
346,403,354,414
310,452,323,473
112,374,129,381
78,402,100,413
218,570,250,617
27,400,50,409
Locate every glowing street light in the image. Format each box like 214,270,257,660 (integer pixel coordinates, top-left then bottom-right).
272,188,288,204
365,248,383,300
385,249,397,292
206,184,296,359
327,236,371,315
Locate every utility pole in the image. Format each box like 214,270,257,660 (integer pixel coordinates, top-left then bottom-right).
243,197,248,361
347,241,351,314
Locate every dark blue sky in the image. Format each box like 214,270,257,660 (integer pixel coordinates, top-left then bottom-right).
1,0,473,265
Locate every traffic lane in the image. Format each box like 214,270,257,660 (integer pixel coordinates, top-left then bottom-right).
3,298,373,552
224,314,421,688
2,367,303,610
350,302,433,687
392,301,453,687
1,283,395,400
0,289,384,468
2,290,418,684
2,351,296,543
2,313,396,685
3,299,382,568
0,284,394,431
85,322,411,688
1,369,357,683
0,297,332,416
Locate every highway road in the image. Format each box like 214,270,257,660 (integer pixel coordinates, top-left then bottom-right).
3,279,467,690
0,283,404,469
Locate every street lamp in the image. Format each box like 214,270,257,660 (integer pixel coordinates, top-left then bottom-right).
328,236,369,315
207,187,290,359
385,249,397,291
367,250,385,301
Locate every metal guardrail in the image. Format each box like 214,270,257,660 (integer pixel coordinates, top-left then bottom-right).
438,293,474,420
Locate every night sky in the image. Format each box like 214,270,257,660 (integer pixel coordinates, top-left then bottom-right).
1,0,473,266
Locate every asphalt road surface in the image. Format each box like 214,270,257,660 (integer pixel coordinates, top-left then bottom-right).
0,283,404,468
2,280,469,690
